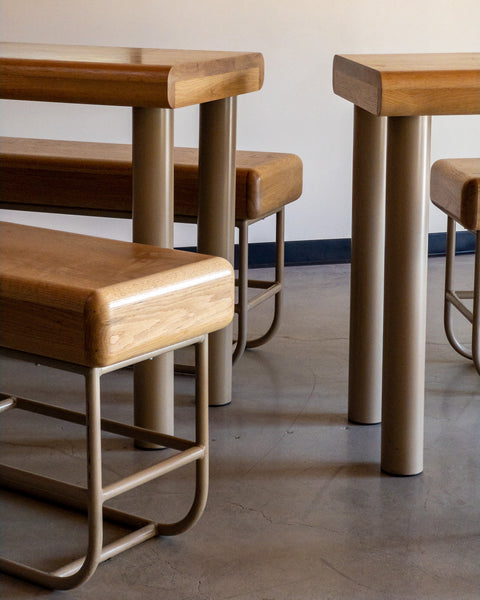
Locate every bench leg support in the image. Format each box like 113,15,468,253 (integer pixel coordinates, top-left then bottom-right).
444,218,480,374
0,337,209,590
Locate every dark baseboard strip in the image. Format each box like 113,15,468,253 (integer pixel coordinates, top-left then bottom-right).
177,230,476,269
427,230,476,257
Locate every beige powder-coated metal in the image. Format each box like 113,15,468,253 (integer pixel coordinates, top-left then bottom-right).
198,97,237,405
381,116,431,476
0,336,209,590
132,107,175,445
348,107,386,425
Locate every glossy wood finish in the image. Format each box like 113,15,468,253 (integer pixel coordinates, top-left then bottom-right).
0,136,301,373
0,42,264,108
0,137,302,220
0,222,234,367
431,158,480,230
333,53,480,116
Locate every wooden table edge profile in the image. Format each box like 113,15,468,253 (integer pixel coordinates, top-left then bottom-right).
0,42,265,446
0,42,264,108
333,53,480,116
332,52,480,476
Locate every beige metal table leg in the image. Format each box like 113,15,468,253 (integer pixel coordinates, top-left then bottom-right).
348,106,386,424
132,107,175,445
381,116,431,476
198,97,237,406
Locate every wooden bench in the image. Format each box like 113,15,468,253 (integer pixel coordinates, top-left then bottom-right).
0,221,234,589
430,158,480,373
0,137,303,363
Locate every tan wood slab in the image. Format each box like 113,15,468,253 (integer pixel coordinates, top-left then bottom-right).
0,222,234,367
0,42,264,108
0,137,303,220
333,53,480,116
431,158,480,230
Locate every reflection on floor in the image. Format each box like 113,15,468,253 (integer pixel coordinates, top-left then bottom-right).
1,257,479,600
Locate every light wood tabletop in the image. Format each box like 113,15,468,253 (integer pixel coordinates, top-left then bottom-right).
0,42,264,108
333,53,480,116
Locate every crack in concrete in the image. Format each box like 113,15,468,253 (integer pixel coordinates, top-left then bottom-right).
278,334,349,342
228,501,274,524
243,367,318,477
319,556,378,592
227,501,344,535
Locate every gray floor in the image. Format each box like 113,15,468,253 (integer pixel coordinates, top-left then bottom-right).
1,257,479,599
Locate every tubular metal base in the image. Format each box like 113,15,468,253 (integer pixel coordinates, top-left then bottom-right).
175,207,285,375
444,219,480,374
0,336,209,590
233,207,285,364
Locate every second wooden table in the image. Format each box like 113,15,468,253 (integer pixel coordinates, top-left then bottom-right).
333,53,480,475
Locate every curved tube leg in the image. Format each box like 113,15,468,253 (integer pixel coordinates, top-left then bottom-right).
156,337,209,535
444,217,473,359
472,231,480,374
233,221,249,365
246,208,285,350
0,369,104,590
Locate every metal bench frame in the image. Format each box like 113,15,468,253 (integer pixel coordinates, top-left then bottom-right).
0,335,209,590
444,217,480,373
176,207,285,367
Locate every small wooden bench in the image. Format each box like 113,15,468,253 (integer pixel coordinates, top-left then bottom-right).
0,137,303,363
0,221,234,589
430,158,480,373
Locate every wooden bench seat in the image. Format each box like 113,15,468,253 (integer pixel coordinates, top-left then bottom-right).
0,221,234,367
0,136,303,363
0,137,302,219
431,158,480,231
0,222,234,589
430,158,480,373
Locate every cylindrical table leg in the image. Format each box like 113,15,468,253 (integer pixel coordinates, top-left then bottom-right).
381,116,431,476
132,107,174,445
348,106,386,424
198,97,237,406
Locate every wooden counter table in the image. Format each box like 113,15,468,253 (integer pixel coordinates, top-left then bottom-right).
333,53,480,475
0,42,264,445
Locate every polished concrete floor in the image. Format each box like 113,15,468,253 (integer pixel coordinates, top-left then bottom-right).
1,256,479,599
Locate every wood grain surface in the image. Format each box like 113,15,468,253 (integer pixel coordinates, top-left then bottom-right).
333,53,480,116
0,222,234,366
0,137,303,220
0,42,264,108
431,158,480,230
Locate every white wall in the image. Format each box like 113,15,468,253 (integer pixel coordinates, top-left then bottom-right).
1,0,479,246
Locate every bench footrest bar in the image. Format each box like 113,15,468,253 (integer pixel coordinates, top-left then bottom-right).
54,523,157,577
103,445,205,501
12,395,195,451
